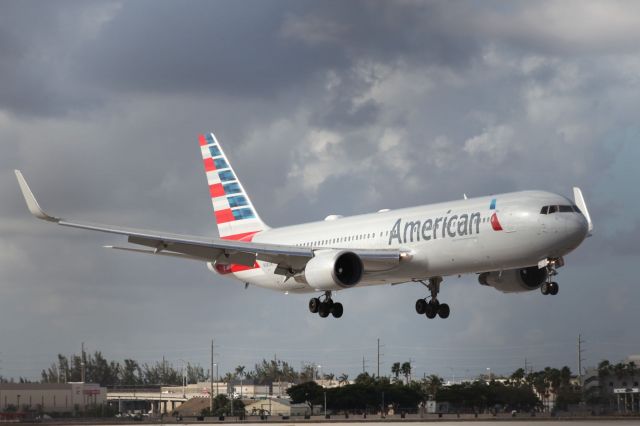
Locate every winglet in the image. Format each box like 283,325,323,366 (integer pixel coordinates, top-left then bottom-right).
573,187,593,235
14,170,60,222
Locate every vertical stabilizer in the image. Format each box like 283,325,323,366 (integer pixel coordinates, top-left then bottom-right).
199,133,269,240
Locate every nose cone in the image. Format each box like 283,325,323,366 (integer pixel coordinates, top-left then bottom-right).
566,213,590,247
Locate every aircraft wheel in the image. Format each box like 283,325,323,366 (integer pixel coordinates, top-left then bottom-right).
309,298,320,313
438,303,450,319
540,282,550,295
415,299,427,315
425,303,437,319
549,282,559,295
331,302,343,318
318,302,331,318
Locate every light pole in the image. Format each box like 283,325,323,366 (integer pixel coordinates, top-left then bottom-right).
213,363,219,398
178,359,187,398
324,391,327,418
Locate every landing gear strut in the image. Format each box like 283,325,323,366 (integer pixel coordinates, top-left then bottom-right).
415,277,450,319
309,291,343,319
540,259,561,296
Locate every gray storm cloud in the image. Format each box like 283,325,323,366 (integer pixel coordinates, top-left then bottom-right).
0,0,639,380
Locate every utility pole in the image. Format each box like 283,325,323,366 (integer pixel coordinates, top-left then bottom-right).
578,334,585,387
210,339,214,415
81,342,85,383
362,356,366,374
377,338,380,378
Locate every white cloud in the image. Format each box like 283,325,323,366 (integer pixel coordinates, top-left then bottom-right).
463,125,516,164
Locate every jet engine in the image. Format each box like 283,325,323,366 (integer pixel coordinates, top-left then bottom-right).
478,266,547,293
298,250,364,291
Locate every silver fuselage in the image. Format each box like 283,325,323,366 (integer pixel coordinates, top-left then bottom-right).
228,190,589,293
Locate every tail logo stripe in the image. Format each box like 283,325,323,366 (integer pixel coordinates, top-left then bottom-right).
198,132,269,240
203,157,216,172
213,158,229,169
209,183,225,198
215,209,235,224
218,170,236,182
222,182,241,195
209,145,222,157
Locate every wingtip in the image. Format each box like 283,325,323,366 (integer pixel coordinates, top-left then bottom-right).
14,170,60,222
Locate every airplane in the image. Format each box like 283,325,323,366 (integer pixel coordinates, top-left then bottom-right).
15,132,593,319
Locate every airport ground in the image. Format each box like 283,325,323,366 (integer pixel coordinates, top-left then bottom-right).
13,414,640,426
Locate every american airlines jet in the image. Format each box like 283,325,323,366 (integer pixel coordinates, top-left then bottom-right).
15,133,593,319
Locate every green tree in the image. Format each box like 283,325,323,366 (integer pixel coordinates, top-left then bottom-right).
391,362,401,382
338,373,349,386
121,359,142,386
424,374,443,399
287,381,323,414
400,362,412,384
510,368,525,384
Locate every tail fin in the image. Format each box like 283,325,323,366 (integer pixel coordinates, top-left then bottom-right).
199,133,269,240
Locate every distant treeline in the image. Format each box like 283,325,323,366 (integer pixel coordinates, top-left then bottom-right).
37,352,321,387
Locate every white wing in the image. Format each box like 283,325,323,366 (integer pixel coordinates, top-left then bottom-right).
15,171,400,272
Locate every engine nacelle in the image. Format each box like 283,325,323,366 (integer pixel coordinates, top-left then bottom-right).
478,266,547,293
299,250,364,291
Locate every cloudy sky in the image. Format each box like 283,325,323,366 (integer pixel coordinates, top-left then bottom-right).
1,0,639,382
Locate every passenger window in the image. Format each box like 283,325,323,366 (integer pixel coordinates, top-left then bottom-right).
548,205,558,214
540,206,548,214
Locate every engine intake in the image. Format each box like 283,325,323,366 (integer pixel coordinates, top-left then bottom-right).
478,266,547,293
300,250,364,291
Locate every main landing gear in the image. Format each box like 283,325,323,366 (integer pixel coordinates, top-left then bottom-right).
309,291,343,319
414,277,450,319
540,258,561,296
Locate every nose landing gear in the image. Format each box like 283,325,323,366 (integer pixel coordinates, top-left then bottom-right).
540,258,562,296
309,291,343,318
414,277,450,319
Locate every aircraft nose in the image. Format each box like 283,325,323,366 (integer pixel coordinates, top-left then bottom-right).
567,214,589,243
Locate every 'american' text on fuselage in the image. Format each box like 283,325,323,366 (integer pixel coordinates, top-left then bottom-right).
388,212,482,245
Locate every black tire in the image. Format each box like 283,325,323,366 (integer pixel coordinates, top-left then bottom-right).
309,298,320,313
318,302,331,318
415,299,427,315
549,282,559,295
331,302,343,318
438,303,450,319
425,303,437,319
540,282,550,295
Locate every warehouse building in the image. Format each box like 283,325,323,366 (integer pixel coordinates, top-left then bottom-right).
0,382,106,413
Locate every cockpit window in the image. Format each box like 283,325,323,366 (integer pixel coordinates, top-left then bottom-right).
540,204,579,214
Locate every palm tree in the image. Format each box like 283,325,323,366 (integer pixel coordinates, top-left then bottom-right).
338,373,349,386
391,362,401,382
324,373,335,386
401,362,412,384
235,365,246,398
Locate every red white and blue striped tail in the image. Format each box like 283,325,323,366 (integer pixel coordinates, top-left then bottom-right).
199,132,269,240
